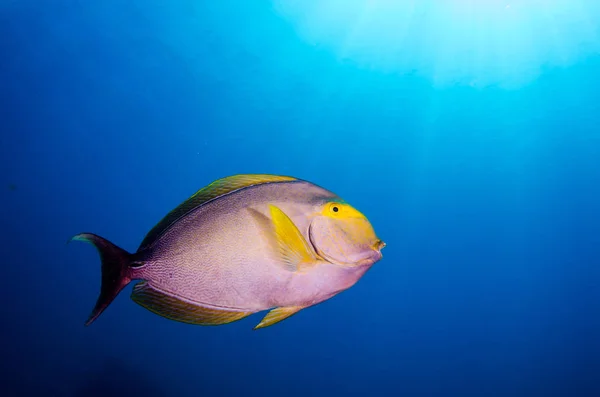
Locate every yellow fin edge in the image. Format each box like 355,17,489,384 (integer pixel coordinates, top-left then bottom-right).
254,306,304,329
131,281,253,326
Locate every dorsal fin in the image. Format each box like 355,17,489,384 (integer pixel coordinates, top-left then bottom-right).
138,174,297,250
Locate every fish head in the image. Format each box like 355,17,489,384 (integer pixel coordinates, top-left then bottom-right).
309,200,385,267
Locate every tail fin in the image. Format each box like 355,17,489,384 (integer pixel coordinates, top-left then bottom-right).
70,233,133,326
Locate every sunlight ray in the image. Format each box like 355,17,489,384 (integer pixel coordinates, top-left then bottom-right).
274,0,600,88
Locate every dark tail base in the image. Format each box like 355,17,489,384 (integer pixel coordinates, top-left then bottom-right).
70,233,133,325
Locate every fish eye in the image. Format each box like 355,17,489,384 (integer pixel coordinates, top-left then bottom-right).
324,202,344,216
328,203,343,215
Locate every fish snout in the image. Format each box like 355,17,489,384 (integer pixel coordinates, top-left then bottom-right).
373,239,386,251
367,239,386,263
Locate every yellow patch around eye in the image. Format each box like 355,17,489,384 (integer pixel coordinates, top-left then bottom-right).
321,202,343,217
330,203,341,214
322,201,366,219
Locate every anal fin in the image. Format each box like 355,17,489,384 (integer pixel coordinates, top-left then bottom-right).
254,306,303,329
131,281,253,325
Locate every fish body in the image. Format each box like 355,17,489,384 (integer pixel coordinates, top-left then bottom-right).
73,174,385,329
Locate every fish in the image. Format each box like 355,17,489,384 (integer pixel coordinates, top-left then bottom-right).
72,174,385,329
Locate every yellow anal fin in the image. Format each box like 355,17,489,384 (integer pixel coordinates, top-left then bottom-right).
131,281,252,325
254,306,303,329
268,204,317,272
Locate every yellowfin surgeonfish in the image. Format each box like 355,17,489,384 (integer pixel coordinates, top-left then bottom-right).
72,174,385,329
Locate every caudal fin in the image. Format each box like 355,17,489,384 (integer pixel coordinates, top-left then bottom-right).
70,233,133,326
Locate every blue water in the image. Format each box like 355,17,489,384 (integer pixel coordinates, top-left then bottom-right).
1,1,599,396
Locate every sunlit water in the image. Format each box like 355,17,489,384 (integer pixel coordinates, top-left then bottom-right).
275,0,600,88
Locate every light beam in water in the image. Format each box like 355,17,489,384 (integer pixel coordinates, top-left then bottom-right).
274,0,600,88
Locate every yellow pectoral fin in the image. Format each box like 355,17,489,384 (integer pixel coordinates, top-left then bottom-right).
268,205,317,273
254,306,304,329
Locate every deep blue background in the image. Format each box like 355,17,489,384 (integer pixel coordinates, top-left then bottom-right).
1,1,599,396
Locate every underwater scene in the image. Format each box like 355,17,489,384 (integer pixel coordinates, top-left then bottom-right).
1,1,599,396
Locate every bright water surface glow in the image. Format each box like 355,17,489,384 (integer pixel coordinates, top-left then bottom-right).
275,0,600,88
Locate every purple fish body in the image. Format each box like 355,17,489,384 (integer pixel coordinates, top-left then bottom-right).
73,174,385,329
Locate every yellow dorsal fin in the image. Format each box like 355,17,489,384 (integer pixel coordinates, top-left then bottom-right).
254,306,303,329
131,281,253,325
139,174,297,249
268,205,317,272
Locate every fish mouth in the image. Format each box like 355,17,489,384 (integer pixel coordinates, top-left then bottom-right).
373,239,386,251
354,240,385,266
370,239,386,262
